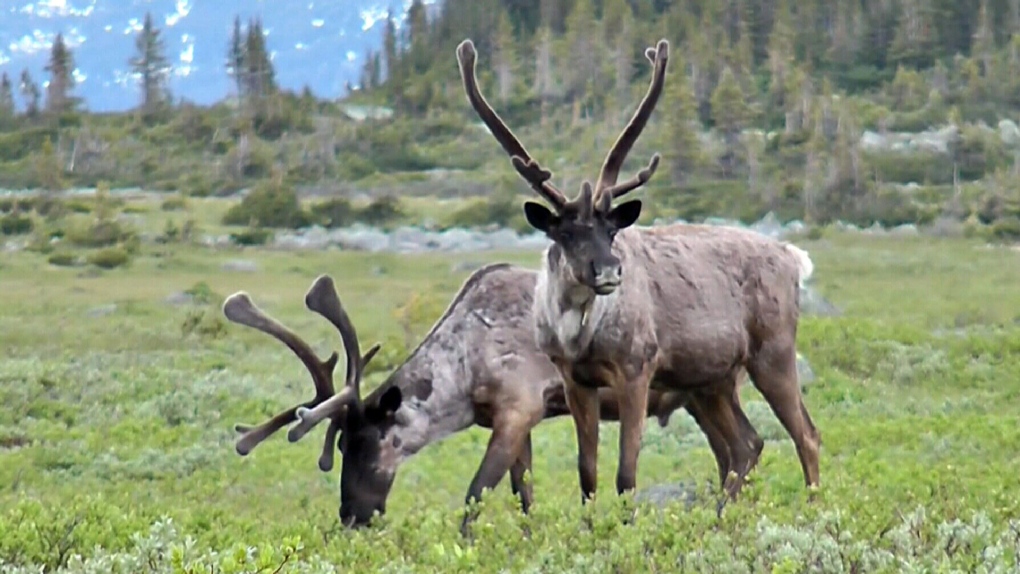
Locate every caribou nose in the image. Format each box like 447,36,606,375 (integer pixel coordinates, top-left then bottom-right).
593,263,622,294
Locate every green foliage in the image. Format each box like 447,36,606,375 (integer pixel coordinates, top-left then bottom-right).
444,189,523,230
64,218,136,249
46,252,80,267
308,197,355,228
1,233,1020,572
358,195,405,227
221,180,310,229
0,213,33,235
160,195,187,211
228,226,273,246
86,246,130,269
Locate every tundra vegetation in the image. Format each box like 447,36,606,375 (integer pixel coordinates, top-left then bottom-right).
2,0,1020,571
1,201,1020,572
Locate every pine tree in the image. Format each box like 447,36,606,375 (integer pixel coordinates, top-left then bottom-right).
665,54,701,186
0,73,14,119
710,66,748,178
19,70,40,117
130,12,172,113
244,18,276,100
226,15,247,98
44,33,76,114
492,9,519,104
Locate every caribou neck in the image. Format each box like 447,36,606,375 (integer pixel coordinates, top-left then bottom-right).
381,337,477,457
534,245,619,362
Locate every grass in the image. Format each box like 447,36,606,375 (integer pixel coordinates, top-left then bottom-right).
1,204,1020,572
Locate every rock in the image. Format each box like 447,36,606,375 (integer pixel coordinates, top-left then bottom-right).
633,482,701,510
86,304,117,317
800,285,841,317
221,259,258,272
999,119,1020,147
750,211,785,238
889,224,918,236
335,227,390,252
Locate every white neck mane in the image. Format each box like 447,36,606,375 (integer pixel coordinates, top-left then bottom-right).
533,246,619,362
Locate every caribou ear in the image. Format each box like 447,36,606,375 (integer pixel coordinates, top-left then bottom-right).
378,386,403,416
608,200,642,230
523,201,556,233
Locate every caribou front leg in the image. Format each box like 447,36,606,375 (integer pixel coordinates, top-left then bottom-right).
559,360,601,503
615,363,653,494
460,410,537,537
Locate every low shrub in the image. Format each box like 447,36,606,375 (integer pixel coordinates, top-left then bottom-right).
46,252,80,267
308,197,355,228
86,247,130,269
229,227,273,246
222,180,311,229
0,213,33,235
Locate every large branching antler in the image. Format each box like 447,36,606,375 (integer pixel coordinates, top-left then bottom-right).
224,274,379,472
285,275,377,448
456,39,568,211
592,39,669,208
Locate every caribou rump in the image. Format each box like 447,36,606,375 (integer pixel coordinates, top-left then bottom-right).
222,265,761,532
454,37,821,505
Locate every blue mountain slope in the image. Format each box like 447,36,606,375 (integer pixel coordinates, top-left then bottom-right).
0,0,431,112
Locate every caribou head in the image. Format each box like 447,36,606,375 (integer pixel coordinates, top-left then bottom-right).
456,38,669,295
223,275,409,528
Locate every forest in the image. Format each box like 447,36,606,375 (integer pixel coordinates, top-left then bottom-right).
2,0,1020,236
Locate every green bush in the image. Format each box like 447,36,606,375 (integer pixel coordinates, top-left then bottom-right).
160,195,187,211
0,213,33,235
229,227,273,246
309,197,355,228
46,252,80,267
444,191,520,230
222,180,311,229
990,216,1020,242
357,195,405,227
65,218,136,248
86,247,130,269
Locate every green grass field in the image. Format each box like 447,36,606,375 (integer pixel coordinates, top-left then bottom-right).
2,221,1020,572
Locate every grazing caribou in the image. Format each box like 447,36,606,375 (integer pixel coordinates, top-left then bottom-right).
455,37,821,505
223,266,763,532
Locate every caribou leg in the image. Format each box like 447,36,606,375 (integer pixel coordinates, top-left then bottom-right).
615,364,653,495
563,377,601,504
459,409,539,537
747,341,821,489
508,432,534,514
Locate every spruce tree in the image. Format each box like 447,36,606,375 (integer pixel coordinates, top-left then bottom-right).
44,33,75,114
130,12,172,113
0,73,14,119
19,70,40,117
226,15,247,99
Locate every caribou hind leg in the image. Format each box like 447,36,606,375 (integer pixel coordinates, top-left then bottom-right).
746,340,821,490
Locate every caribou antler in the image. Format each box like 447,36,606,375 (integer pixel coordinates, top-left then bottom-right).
456,39,568,211
286,275,378,447
224,274,379,472
592,39,669,208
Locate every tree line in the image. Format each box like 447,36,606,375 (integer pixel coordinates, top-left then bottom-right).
0,12,278,124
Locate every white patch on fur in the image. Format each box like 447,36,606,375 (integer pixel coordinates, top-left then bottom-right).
534,246,619,361
785,243,814,287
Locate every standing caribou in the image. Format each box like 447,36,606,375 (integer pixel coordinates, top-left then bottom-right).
223,265,765,532
455,37,821,504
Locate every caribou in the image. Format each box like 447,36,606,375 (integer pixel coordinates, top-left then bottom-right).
223,266,764,532
455,37,821,505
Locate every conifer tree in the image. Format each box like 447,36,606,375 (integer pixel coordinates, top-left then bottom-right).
710,65,748,177
492,10,519,104
0,73,14,119
44,33,76,114
665,54,701,186
19,70,40,117
130,12,172,113
226,15,246,98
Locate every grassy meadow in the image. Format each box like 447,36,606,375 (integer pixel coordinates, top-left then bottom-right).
1,196,1020,572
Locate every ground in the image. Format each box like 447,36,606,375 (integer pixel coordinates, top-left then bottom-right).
1,212,1019,572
